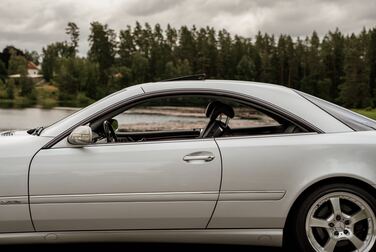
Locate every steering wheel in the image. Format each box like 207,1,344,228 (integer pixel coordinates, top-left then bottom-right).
103,120,117,143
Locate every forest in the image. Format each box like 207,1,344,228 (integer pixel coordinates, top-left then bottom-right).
0,22,375,109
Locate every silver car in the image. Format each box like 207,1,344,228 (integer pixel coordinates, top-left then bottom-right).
1,80,376,252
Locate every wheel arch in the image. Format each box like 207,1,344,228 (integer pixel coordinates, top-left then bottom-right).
283,176,376,245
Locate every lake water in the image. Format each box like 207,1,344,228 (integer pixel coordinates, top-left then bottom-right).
0,107,80,131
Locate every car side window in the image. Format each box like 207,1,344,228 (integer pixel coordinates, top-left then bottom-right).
113,96,210,133
228,102,279,129
89,94,306,144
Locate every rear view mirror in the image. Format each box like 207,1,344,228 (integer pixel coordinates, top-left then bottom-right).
68,126,93,145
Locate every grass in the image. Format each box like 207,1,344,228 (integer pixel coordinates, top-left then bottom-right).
35,83,59,108
352,109,376,120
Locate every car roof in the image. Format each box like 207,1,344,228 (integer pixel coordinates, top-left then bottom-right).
142,79,290,93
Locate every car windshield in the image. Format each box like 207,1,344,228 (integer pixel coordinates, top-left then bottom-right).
297,91,376,131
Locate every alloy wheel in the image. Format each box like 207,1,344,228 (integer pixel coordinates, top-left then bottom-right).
305,192,376,252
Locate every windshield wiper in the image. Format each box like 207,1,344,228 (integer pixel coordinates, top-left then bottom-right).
29,126,45,136
36,126,45,135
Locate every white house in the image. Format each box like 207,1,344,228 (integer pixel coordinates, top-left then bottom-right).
8,61,43,79
27,61,40,77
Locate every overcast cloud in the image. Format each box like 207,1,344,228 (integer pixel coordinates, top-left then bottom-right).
0,0,375,55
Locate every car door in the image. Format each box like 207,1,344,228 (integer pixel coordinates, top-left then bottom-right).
207,134,311,229
206,102,318,229
29,138,221,231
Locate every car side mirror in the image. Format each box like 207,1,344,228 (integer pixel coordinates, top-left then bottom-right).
68,126,93,145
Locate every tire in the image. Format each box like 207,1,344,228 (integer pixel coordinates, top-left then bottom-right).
290,183,376,252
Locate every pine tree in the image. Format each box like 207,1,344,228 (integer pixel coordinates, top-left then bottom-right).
119,25,135,67
88,21,117,89
368,29,376,100
65,22,80,57
301,32,322,96
236,55,256,81
217,29,232,79
321,28,345,101
339,34,371,108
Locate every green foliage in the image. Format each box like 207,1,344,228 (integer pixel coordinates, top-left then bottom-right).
164,59,192,79
55,57,100,100
24,50,40,64
84,61,100,99
8,54,27,75
0,79,6,98
368,29,376,100
321,29,345,101
108,66,132,92
316,79,332,101
41,22,80,82
42,38,78,81
6,79,15,99
19,75,35,99
2,23,376,109
130,52,149,84
0,60,7,81
65,22,80,57
35,84,59,108
41,44,58,81
76,92,94,107
55,57,80,98
88,21,117,86
339,34,372,108
236,55,256,81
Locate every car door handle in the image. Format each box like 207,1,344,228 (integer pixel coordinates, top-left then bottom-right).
183,152,215,162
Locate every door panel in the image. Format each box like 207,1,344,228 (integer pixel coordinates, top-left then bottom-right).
30,139,221,231
208,134,317,229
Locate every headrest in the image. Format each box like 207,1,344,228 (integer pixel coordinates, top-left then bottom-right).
205,101,222,117
205,101,234,120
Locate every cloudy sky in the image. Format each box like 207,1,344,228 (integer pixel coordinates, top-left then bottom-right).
0,0,375,55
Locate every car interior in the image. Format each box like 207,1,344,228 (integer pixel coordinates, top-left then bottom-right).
89,96,307,144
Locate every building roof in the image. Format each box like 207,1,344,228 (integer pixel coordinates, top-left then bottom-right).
27,61,39,70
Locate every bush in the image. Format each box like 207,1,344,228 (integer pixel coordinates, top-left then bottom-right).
35,84,59,108
6,79,16,99
0,79,6,98
76,92,94,107
19,75,34,97
40,98,58,109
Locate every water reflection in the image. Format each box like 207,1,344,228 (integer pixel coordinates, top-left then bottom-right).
0,108,78,131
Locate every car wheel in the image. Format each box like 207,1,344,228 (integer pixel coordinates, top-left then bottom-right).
292,183,376,252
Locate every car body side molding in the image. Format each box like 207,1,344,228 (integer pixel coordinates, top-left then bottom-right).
28,191,286,204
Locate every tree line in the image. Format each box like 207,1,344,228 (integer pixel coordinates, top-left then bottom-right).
1,22,376,108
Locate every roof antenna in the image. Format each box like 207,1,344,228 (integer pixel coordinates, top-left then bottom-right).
161,73,206,82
